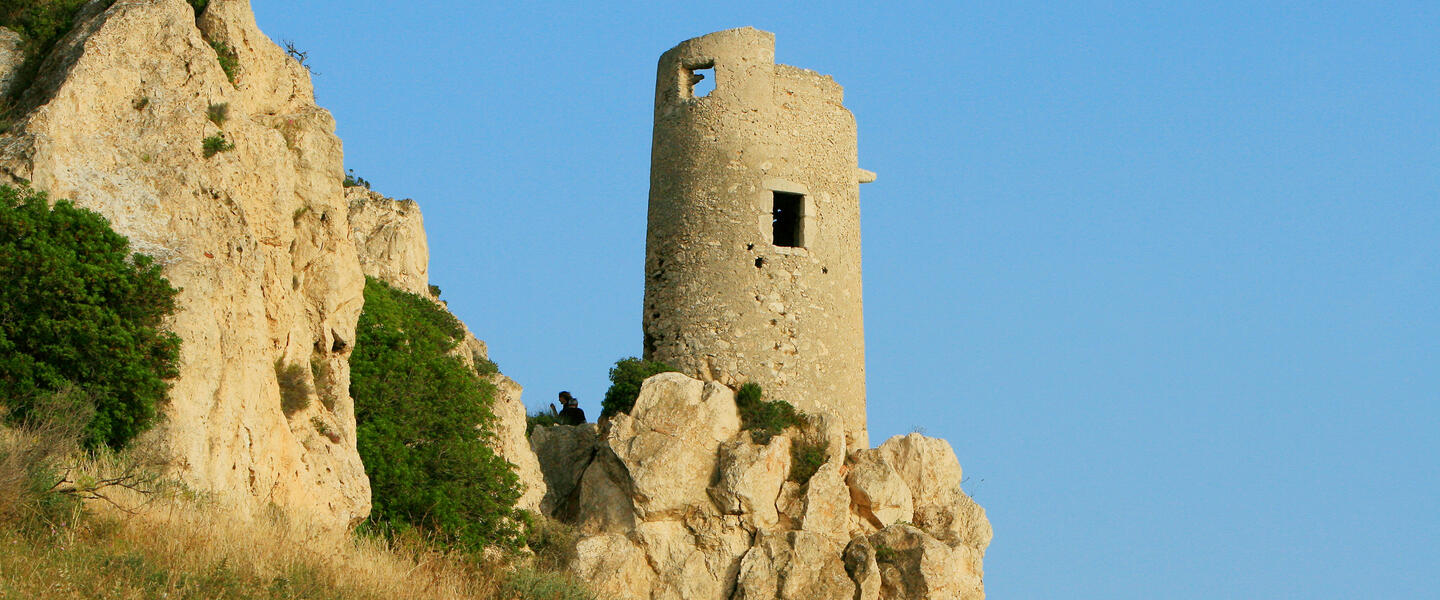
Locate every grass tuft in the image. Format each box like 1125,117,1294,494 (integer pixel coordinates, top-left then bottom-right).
202,132,235,158
274,360,310,416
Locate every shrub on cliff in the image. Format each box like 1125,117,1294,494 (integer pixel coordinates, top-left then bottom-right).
734,382,802,444
600,357,677,419
0,185,180,450
350,276,523,551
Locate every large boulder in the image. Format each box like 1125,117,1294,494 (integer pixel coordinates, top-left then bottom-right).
846,449,914,531
571,534,655,599
869,524,985,600
605,372,739,519
733,531,856,600
876,433,992,549
710,435,791,529
530,423,600,516
486,374,545,512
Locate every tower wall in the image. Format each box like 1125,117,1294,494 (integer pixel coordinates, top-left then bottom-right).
643,28,870,447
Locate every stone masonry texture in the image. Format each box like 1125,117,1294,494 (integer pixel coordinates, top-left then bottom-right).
643,28,874,448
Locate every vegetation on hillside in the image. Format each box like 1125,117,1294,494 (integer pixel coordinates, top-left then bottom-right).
0,0,114,101
350,276,524,551
733,382,829,485
0,419,562,599
599,356,677,418
0,184,180,450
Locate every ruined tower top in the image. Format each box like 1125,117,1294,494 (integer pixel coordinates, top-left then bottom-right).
643,28,874,448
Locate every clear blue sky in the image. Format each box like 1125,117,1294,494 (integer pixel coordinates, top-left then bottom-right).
253,2,1437,597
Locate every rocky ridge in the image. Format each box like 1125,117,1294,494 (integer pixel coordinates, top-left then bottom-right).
1,0,370,528
531,373,991,599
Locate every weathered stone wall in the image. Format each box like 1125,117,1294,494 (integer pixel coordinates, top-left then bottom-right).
643,28,872,448
0,0,369,529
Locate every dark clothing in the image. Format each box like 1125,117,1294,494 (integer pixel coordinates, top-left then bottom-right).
558,406,586,426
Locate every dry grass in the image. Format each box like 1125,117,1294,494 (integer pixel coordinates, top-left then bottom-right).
0,425,544,600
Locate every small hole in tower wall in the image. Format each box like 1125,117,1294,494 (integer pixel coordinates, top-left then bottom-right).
684,61,715,98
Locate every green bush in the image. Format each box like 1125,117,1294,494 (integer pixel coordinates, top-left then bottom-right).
0,185,180,450
186,0,209,15
788,437,828,485
274,360,309,416
201,133,234,158
343,169,370,189
524,514,580,570
600,357,677,419
734,382,802,444
209,40,238,84
0,0,108,99
351,276,523,551
525,409,559,437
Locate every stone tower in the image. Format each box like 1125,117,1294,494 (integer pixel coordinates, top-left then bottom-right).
643,27,875,447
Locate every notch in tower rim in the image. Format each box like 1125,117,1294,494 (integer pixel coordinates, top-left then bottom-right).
683,60,715,98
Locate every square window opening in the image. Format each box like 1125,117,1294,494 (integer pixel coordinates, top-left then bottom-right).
772,192,804,248
684,61,715,98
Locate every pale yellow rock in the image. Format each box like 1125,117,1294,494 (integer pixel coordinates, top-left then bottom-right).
606,373,739,519
846,449,914,530
876,433,993,550
733,531,856,600
710,435,791,529
346,187,430,297
570,534,656,599
0,0,368,529
798,461,851,539
487,374,545,512
870,524,984,600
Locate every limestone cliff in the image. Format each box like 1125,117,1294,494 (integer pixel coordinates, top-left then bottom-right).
532,373,992,599
0,0,368,528
346,186,546,513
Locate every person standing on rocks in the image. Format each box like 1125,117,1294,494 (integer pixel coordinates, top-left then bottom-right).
556,391,586,425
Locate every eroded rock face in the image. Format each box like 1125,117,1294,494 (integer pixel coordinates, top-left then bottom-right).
532,372,990,599
734,531,855,600
606,372,739,519
346,187,430,297
0,0,368,529
869,524,985,600
847,449,915,531
0,27,21,98
877,433,993,549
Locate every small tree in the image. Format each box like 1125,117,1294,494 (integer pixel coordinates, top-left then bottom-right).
600,357,677,419
0,185,180,450
351,277,523,550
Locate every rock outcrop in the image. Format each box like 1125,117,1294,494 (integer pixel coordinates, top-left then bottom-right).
0,27,22,98
345,185,545,513
531,372,990,599
0,0,369,529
